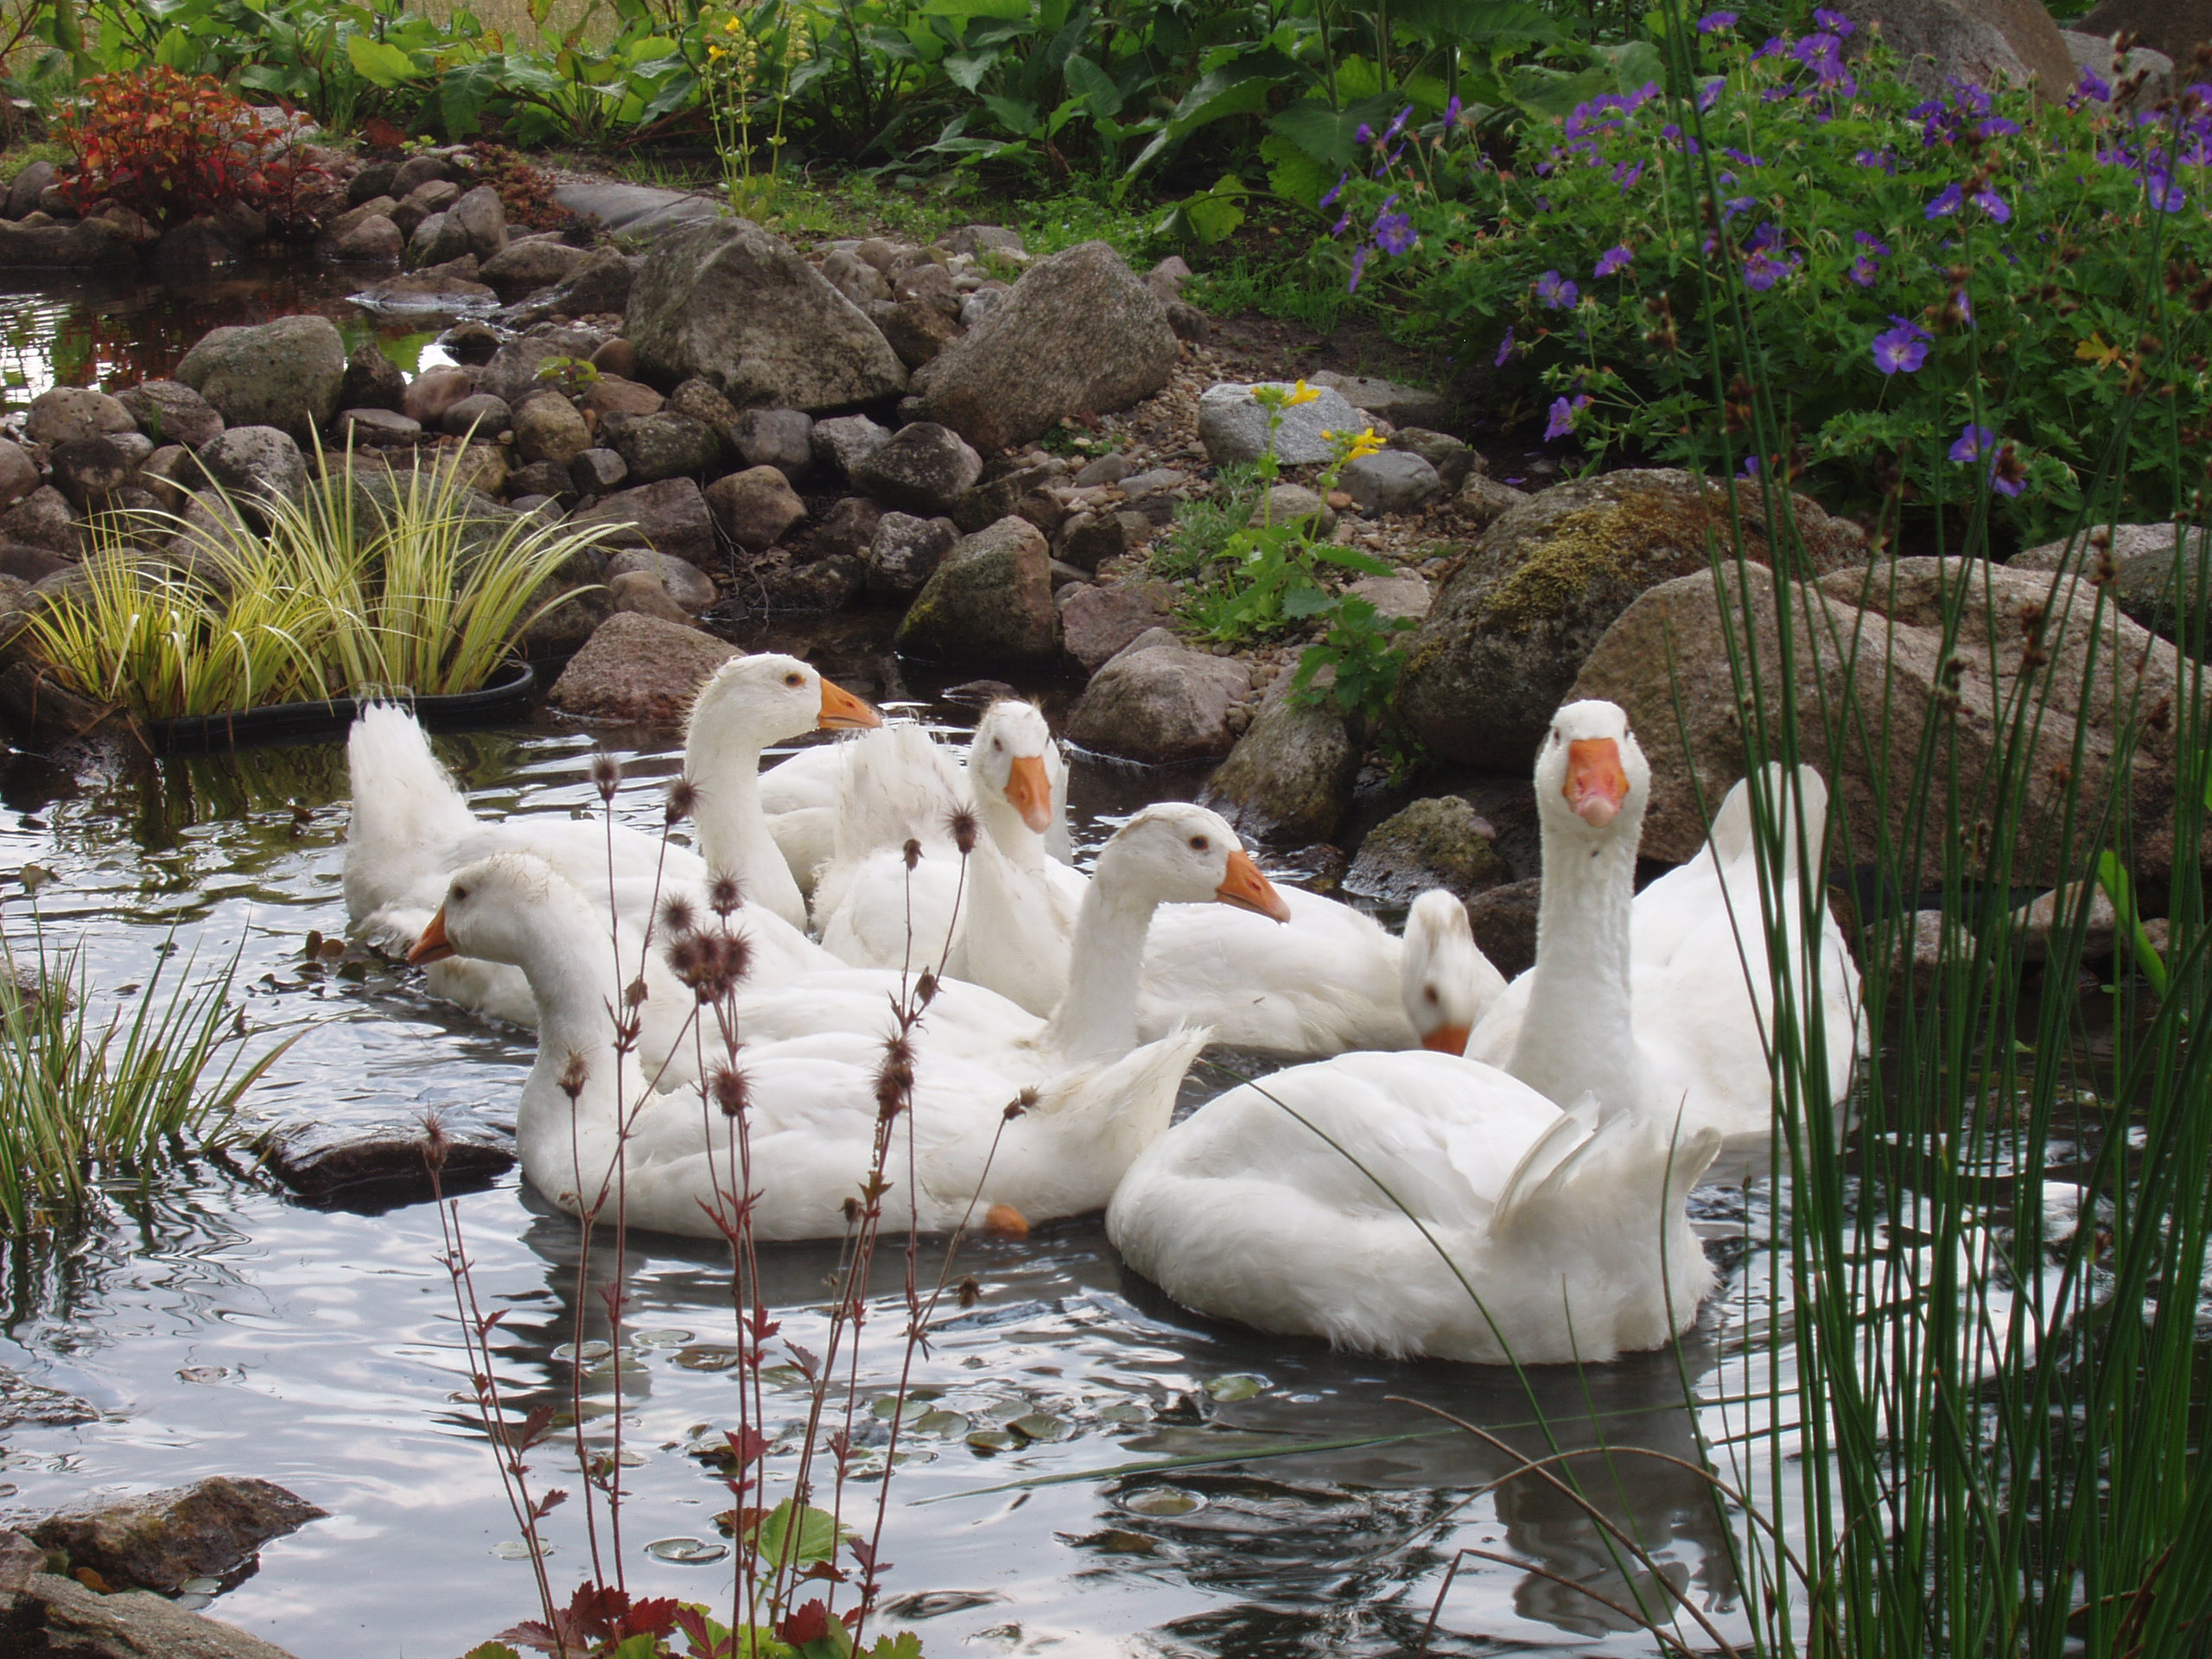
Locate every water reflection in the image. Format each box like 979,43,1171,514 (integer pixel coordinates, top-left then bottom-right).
0,264,446,411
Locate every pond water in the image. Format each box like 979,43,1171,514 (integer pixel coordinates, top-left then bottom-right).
0,260,455,416
0,644,1787,1659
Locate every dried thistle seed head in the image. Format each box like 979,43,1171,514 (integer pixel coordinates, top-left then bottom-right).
914,970,938,1006
842,1195,861,1224
665,776,700,825
710,1063,749,1118
709,873,744,917
560,1050,590,1100
948,806,979,858
881,1033,913,1069
957,1275,980,1308
903,837,922,872
420,1110,450,1172
660,893,698,938
625,976,649,1008
590,751,622,802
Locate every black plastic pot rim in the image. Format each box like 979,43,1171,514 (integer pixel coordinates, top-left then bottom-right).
144,659,536,756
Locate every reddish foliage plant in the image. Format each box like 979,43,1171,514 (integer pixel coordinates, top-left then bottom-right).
56,67,315,231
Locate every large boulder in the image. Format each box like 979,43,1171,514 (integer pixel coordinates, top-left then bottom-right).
1198,381,1364,467
706,465,806,552
29,1476,324,1594
1065,630,1247,764
1569,557,2206,888
866,512,957,601
114,380,223,450
2059,29,2173,100
1840,0,2074,100
547,611,738,721
916,241,1177,453
479,237,588,302
24,386,135,448
625,218,907,411
1396,468,1867,767
173,315,347,441
0,1567,304,1659
1344,796,1511,904
1058,579,1173,672
850,422,982,516
608,410,720,483
569,477,716,568
1201,663,1360,844
194,426,307,522
895,516,1059,664
2075,0,2212,64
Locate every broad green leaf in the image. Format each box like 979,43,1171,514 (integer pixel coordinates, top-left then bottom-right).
753,1497,844,1567
346,32,417,87
944,48,996,92
1065,53,1122,118
979,92,1039,135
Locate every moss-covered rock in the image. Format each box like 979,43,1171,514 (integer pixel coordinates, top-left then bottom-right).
1201,664,1359,844
895,515,1059,664
1346,795,1510,904
1396,468,1867,766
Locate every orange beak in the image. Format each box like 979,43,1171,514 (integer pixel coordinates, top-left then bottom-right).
407,906,456,964
817,676,881,731
982,1202,1030,1239
1564,738,1630,828
1215,849,1293,923
1421,1023,1471,1055
1002,753,1053,835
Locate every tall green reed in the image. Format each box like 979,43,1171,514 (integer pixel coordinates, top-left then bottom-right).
0,905,290,1235
1637,8,2212,1654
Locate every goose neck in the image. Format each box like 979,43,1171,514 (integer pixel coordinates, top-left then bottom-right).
1513,810,1643,1118
1043,880,1157,1061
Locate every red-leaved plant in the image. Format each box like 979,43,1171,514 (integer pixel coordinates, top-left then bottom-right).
55,67,315,231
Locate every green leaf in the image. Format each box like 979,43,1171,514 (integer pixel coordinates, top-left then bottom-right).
979,92,1039,135
753,1497,843,1567
346,31,416,86
1064,53,1122,118
2094,851,2169,998
944,48,995,92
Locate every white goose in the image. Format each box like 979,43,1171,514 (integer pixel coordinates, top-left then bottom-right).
812,702,1086,1010
1106,709,1724,1363
713,802,1293,1080
1465,706,1862,1158
405,819,1273,1239
343,654,874,1065
760,710,1072,894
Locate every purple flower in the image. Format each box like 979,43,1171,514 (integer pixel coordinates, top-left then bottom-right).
2078,66,2112,104
1813,7,1853,35
1856,230,1891,252
1849,257,1880,287
1319,172,1346,209
1954,288,1974,326
2146,169,2185,212
1383,104,1414,143
1594,244,1633,277
1535,269,1580,308
1331,210,1351,237
1743,250,1796,290
1739,454,1764,480
1699,78,1725,111
1722,145,1765,168
1872,319,1929,374
1949,423,1995,463
1755,35,1787,60
1745,219,1782,252
1445,95,1463,126
1723,194,1758,219
1855,147,1896,172
1926,181,1963,219
1695,10,1737,33
1348,245,1370,292
1495,327,1515,368
1793,33,1846,82
1355,123,1374,144
1972,186,2011,222
1375,213,1417,255
1544,395,1589,441
1978,117,2022,137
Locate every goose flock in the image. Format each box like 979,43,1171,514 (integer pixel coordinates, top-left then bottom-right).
342,653,1863,1368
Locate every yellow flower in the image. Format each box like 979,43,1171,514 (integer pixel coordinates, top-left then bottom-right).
708,42,727,57
723,14,741,29
1285,378,1319,407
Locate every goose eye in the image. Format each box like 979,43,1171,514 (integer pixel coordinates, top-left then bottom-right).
784,671,804,687
1189,835,1210,853
453,885,470,903
1423,985,1440,1004
992,738,1003,750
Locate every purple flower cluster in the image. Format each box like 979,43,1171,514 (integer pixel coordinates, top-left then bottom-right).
1850,231,1890,287
1594,244,1633,278
1545,394,1590,441
1536,269,1580,308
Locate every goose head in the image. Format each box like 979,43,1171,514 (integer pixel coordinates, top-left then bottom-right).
1534,699,1650,845
1093,803,1291,920
685,652,880,760
1401,888,1484,1053
970,699,1057,835
408,852,593,969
